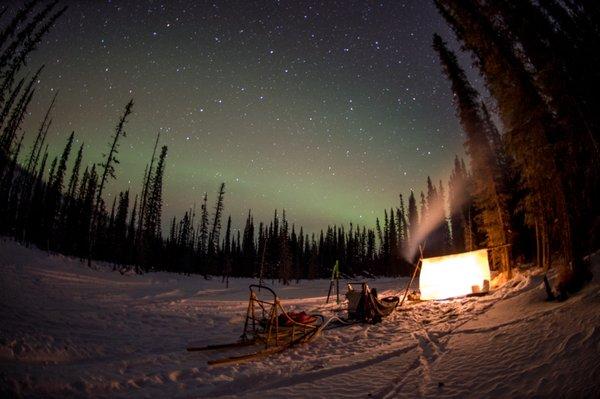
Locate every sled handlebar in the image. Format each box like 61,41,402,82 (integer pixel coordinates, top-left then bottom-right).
249,284,277,298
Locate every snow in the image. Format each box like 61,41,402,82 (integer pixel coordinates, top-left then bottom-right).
1,237,599,398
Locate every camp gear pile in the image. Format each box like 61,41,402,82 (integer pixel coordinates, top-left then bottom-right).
346,282,399,324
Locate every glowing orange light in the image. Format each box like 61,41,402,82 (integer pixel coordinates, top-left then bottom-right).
419,249,491,300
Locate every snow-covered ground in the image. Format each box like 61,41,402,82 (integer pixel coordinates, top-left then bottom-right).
1,238,599,398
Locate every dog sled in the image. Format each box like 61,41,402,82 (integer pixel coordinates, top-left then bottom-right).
187,284,324,365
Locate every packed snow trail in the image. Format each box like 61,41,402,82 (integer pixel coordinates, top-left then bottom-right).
1,238,599,398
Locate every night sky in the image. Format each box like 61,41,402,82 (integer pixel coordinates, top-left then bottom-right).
20,0,471,234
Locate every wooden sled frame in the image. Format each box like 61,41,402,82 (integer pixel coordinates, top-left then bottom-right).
241,284,324,348
187,284,324,365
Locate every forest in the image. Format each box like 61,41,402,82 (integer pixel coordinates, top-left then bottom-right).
0,0,598,294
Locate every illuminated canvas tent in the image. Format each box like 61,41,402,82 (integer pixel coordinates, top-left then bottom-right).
419,249,491,300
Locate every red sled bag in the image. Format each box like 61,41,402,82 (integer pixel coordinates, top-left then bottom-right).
278,311,317,326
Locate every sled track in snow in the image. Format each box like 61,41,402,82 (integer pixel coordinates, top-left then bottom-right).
213,343,419,397
373,289,518,399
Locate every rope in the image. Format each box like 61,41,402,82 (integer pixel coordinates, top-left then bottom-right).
245,285,364,348
304,315,360,343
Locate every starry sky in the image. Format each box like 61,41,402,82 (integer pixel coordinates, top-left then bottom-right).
19,0,470,234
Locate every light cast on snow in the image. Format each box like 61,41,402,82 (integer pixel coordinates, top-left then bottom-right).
419,249,490,300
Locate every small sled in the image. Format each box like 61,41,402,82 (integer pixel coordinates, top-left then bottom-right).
346,282,399,324
187,284,324,366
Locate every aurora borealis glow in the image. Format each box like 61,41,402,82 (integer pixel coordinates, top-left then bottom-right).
20,0,468,233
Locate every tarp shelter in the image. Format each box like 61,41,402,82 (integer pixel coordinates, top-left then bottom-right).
419,249,491,300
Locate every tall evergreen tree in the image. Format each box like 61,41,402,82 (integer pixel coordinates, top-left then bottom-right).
90,99,133,264
144,145,168,246
448,156,467,251
0,134,23,232
137,131,160,245
198,193,209,253
95,100,133,217
279,210,292,284
128,194,138,266
432,32,512,273
241,209,256,277
438,180,452,253
113,190,129,264
407,190,418,250
207,182,225,273
23,90,57,177
45,131,74,245
222,215,232,284
65,142,83,202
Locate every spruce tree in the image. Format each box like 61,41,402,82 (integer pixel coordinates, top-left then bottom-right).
0,134,23,233
207,182,225,269
197,192,209,276
95,100,133,217
407,190,418,249
388,208,398,275
137,131,160,246
433,32,512,273
90,99,133,264
448,157,463,251
241,209,256,277
438,180,452,253
222,215,232,284
279,210,292,285
143,145,168,266
113,190,129,264
128,194,138,266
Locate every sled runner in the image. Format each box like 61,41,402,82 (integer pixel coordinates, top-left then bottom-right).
187,284,324,365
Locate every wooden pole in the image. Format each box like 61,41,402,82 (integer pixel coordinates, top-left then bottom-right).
326,260,340,304
242,291,254,341
400,244,424,307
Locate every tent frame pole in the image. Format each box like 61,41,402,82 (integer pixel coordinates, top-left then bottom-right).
400,244,425,307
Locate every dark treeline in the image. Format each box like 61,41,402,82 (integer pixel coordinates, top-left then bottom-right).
1,1,597,288
432,0,599,290
162,177,463,284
